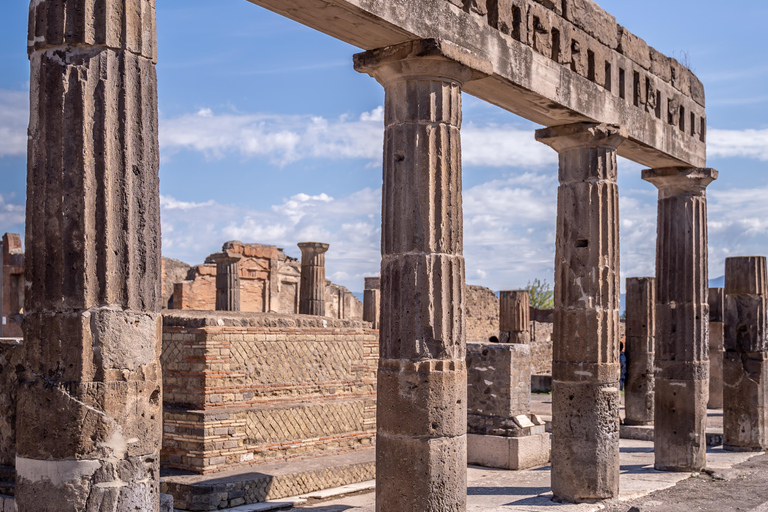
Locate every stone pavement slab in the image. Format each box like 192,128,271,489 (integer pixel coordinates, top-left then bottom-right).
278,439,758,512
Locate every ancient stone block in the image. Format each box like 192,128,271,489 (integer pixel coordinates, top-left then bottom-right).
467,432,551,470
466,343,531,436
617,25,651,70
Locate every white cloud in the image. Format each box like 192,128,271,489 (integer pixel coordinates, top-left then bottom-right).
0,193,26,235
0,90,29,158
708,128,768,161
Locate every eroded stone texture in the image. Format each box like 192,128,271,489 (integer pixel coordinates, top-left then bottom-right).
500,291,530,344
625,277,655,425
363,277,380,329
466,342,531,435
642,167,717,472
298,242,330,316
536,122,624,502
723,257,768,451
210,252,242,312
709,287,725,409
0,233,24,338
355,39,481,512
19,0,162,509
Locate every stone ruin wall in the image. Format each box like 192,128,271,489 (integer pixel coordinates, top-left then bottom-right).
0,234,24,339
167,241,362,321
466,285,554,375
161,312,378,474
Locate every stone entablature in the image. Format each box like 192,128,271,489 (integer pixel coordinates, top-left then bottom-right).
161,312,378,474
250,0,705,168
170,241,362,321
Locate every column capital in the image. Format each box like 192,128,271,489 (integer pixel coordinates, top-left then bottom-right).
364,277,381,290
298,242,330,257
641,167,718,197
353,38,491,87
208,251,242,264
535,122,627,153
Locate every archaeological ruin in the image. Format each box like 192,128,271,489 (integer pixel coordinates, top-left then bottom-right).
11,0,765,509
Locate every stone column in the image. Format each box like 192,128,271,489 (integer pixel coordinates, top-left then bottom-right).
536,122,625,502
642,167,717,472
211,253,242,312
625,277,656,425
709,288,725,409
355,39,487,512
19,0,162,510
499,291,530,344
298,242,329,316
363,277,381,329
723,257,768,451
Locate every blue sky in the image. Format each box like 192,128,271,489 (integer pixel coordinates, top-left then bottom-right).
1,0,767,294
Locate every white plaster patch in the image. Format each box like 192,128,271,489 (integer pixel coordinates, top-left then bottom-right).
484,380,494,386
574,371,593,377
16,457,100,486
670,382,688,387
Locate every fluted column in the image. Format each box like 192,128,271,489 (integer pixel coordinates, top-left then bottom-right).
625,277,656,425
536,122,625,502
642,167,717,472
499,290,530,344
363,277,381,329
723,257,768,451
211,252,242,312
355,39,483,512
298,242,329,316
709,288,725,409
20,0,162,510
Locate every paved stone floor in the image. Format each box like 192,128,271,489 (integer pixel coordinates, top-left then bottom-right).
282,439,760,512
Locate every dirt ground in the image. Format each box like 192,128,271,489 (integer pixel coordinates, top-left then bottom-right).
602,453,768,512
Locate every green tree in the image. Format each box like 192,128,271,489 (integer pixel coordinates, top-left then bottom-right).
525,278,554,310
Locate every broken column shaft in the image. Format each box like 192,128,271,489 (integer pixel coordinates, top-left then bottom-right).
19,0,162,510
363,277,381,329
709,288,725,409
536,123,625,502
723,257,768,451
625,277,656,425
499,291,530,344
355,39,484,512
642,167,717,472
298,242,329,316
212,252,242,312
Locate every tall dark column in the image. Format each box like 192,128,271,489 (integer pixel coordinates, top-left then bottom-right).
536,123,626,502
298,242,329,316
723,257,768,451
363,277,381,329
355,39,485,512
19,0,162,509
625,277,656,426
642,167,717,472
709,287,725,409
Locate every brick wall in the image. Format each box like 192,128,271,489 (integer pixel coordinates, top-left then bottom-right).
0,338,21,467
161,311,378,474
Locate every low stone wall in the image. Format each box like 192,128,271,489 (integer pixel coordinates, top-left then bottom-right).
161,311,378,474
0,338,21,468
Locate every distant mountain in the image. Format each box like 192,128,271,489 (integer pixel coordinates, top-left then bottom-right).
709,275,725,288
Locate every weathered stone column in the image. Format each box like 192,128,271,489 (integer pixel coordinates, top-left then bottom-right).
499,290,530,344
642,167,717,472
20,0,162,510
723,257,768,451
298,242,329,316
625,277,656,425
363,277,381,329
709,287,725,409
355,39,488,512
536,122,625,502
211,252,242,312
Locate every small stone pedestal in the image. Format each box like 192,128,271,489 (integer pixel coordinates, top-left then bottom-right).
466,342,551,470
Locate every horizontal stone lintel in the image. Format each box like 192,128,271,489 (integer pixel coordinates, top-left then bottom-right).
248,0,706,168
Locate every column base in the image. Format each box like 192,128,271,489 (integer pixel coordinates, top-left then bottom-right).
467,432,550,470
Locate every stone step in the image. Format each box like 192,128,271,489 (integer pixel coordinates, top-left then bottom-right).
162,449,375,512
